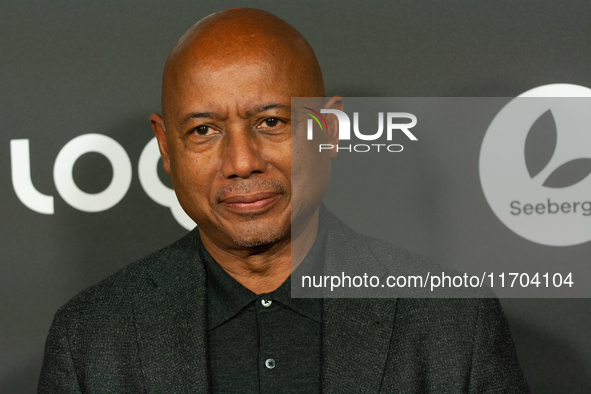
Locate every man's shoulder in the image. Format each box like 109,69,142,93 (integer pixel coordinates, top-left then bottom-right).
322,206,493,298
322,206,438,266
56,230,203,318
323,207,446,273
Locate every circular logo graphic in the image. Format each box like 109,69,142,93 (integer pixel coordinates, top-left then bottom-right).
480,84,591,246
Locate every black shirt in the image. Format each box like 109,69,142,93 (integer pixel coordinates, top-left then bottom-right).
202,226,326,393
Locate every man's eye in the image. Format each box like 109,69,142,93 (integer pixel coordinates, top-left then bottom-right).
260,118,282,128
194,125,212,135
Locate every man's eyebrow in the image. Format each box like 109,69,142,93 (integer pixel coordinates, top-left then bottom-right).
251,103,291,113
182,111,218,125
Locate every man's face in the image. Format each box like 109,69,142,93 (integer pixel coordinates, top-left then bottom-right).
153,51,330,251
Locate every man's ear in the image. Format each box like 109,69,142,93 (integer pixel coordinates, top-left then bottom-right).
323,95,343,159
150,113,171,175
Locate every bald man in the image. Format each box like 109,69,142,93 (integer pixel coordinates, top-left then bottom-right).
39,8,529,393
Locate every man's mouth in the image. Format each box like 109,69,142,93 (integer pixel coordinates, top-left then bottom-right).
220,192,281,214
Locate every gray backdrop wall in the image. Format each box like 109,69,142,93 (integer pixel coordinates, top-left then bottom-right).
1,1,590,392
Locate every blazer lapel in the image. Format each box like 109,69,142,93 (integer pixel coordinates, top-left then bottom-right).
133,231,210,394
320,207,399,393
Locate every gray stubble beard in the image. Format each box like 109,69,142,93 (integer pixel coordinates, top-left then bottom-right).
232,226,287,248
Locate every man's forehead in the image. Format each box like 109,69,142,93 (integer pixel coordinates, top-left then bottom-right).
172,57,282,86
170,68,292,109
165,51,312,118
167,35,299,91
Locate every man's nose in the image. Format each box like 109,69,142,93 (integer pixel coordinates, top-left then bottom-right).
221,129,267,179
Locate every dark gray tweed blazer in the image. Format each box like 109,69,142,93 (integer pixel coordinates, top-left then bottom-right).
38,208,530,393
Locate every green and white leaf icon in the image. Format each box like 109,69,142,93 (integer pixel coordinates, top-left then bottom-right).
543,158,591,188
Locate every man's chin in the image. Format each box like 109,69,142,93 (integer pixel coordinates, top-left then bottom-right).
230,226,288,249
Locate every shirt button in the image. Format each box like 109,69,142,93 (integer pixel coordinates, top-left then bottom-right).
261,299,272,307
265,358,276,369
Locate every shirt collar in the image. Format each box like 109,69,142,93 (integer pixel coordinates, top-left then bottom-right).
202,216,327,330
202,246,258,330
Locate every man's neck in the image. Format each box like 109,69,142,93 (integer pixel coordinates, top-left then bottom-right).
199,208,319,294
